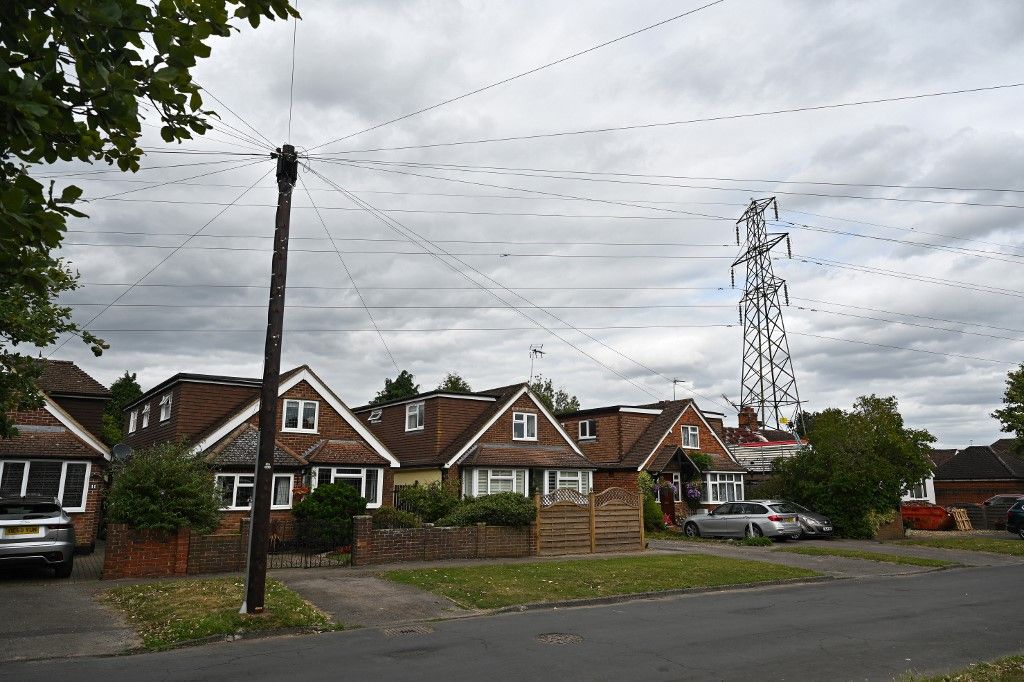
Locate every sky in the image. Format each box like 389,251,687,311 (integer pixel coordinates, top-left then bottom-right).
39,0,1024,447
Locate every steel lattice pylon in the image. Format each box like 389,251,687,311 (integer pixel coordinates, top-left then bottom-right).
732,197,801,431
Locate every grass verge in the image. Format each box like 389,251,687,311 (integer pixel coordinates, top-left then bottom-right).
382,554,819,609
102,577,336,650
904,654,1024,681
777,546,958,567
897,537,1024,557
646,530,718,543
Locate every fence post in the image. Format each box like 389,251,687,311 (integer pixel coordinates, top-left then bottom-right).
533,492,541,555
352,515,372,566
588,491,596,553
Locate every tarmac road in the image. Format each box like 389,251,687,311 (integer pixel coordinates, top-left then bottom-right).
4,564,1022,681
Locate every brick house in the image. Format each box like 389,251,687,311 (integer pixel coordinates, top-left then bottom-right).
122,365,399,527
560,399,747,517
0,360,111,550
352,383,596,500
724,405,807,483
932,439,1024,506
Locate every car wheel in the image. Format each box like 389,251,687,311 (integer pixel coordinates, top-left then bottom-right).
684,522,700,538
54,556,73,579
1018,527,1024,540
744,523,764,538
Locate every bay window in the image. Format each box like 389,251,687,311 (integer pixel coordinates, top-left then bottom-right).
0,460,91,512
512,412,537,440
544,469,592,495
703,473,743,503
314,467,383,507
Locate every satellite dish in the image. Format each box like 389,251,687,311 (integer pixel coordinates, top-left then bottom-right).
112,443,133,462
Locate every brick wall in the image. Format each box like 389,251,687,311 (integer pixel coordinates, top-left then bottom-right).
935,480,1024,506
102,524,190,579
351,516,534,566
187,532,246,574
70,464,106,549
593,469,640,493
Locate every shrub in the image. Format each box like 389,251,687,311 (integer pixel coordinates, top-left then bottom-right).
643,496,665,532
106,441,221,534
372,507,420,529
436,492,536,527
397,481,460,523
293,483,368,547
637,471,655,499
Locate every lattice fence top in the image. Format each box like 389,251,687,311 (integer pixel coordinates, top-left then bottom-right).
594,487,640,508
540,488,589,507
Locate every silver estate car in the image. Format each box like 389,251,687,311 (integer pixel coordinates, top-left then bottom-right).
682,500,802,540
0,496,76,578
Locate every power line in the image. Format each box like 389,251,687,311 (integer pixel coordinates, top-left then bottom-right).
308,0,728,151
85,158,266,202
309,81,1024,154
788,331,1016,366
84,324,737,332
34,157,258,180
793,304,1024,343
791,296,1024,335
62,302,735,310
78,282,733,291
287,0,299,143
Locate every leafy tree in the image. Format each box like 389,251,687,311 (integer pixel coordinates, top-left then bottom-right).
292,482,367,547
106,441,221,534
758,395,934,538
992,363,1024,454
437,372,472,393
528,374,580,416
370,369,420,405
100,370,142,445
0,0,297,437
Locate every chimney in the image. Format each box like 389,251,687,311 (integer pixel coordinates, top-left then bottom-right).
738,406,760,433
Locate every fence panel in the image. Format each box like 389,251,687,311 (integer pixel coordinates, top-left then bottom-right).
593,488,643,553
536,487,642,556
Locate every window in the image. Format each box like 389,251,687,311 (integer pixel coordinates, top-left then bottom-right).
512,412,537,440
704,473,743,503
141,403,150,428
159,393,172,421
578,419,596,440
544,469,592,495
214,473,295,510
283,399,318,432
128,410,138,433
906,480,928,500
405,402,424,431
368,409,383,423
313,467,383,507
272,474,294,508
469,468,528,497
682,425,699,449
0,460,91,512
671,472,682,503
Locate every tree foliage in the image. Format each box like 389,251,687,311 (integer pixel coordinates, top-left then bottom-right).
397,481,461,523
0,0,296,437
757,395,934,538
992,363,1024,454
370,369,420,405
528,374,580,416
437,372,472,393
106,441,221,534
100,370,142,445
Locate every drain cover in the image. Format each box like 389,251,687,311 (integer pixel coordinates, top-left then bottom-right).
381,624,433,637
535,632,583,645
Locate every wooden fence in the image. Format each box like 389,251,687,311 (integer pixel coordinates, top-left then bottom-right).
534,487,643,556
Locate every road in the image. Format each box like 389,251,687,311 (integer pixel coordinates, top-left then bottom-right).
4,564,1022,681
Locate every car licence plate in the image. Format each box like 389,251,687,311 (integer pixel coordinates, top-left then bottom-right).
784,517,795,523
5,526,39,536
822,526,832,532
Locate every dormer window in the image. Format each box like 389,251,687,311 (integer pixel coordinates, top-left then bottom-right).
578,419,596,440
141,403,150,428
682,425,699,449
368,409,383,424
283,399,318,433
405,402,424,431
513,412,537,441
159,393,172,421
128,410,138,433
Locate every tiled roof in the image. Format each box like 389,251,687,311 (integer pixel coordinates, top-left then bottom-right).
0,425,104,460
204,424,306,469
436,383,529,465
927,448,958,469
304,439,392,466
619,400,694,469
457,443,594,469
990,438,1021,457
934,445,1024,481
36,360,110,397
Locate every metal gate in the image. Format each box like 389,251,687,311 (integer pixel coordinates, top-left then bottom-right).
267,518,352,569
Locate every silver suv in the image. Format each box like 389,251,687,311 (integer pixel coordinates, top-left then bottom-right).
0,496,76,578
683,500,802,540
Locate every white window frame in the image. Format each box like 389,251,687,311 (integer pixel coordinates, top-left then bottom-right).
128,410,138,433
271,473,294,509
312,467,385,508
578,419,596,440
0,459,92,512
905,479,929,501
671,472,682,503
141,403,150,428
282,399,319,433
512,412,537,441
703,473,743,504
215,473,255,511
543,469,593,495
682,425,699,449
405,402,425,432
368,409,383,423
159,393,172,422
467,468,529,497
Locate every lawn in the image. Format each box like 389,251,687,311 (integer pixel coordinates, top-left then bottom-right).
897,537,1024,557
777,546,958,568
906,654,1024,681
382,554,820,609
102,577,336,650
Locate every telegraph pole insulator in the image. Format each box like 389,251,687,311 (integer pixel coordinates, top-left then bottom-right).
243,144,298,614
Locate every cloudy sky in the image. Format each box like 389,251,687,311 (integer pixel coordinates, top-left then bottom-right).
41,0,1024,447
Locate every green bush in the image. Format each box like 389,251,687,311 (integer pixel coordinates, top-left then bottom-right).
372,507,421,529
106,441,221,534
643,496,665,532
293,483,368,547
397,481,460,523
637,471,655,499
436,492,536,527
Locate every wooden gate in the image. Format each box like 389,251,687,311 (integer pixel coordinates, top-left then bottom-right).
535,487,643,556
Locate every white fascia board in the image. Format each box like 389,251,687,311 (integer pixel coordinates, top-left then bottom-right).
636,403,741,472
42,397,110,460
351,393,496,413
192,369,400,467
619,407,663,415
525,391,585,457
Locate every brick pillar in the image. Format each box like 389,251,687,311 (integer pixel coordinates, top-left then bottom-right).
352,515,372,566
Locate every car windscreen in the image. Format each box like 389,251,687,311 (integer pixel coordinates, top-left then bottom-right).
0,502,61,516
769,503,800,514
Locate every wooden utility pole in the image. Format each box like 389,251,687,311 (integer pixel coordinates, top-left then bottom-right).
243,144,298,614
